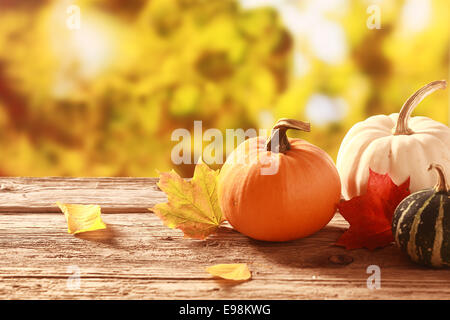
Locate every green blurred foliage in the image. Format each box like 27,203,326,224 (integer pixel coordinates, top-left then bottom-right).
0,0,448,177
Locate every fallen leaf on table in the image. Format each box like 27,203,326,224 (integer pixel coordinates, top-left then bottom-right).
206,263,251,281
57,202,106,234
152,160,225,239
336,169,410,250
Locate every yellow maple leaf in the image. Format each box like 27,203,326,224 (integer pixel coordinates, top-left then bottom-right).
206,263,252,281
152,160,225,239
57,203,107,234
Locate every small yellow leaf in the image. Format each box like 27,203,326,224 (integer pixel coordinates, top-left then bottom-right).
205,263,251,281
56,202,106,234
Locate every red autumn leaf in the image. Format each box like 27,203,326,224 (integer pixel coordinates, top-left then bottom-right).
336,169,410,250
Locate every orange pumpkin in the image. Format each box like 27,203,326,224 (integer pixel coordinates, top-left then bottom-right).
218,119,341,241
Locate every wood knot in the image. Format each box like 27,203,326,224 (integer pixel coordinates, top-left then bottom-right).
0,184,16,192
328,254,353,265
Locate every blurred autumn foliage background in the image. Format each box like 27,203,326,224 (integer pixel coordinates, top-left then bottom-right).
0,0,448,177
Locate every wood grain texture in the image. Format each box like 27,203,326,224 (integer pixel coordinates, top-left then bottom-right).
0,178,449,299
0,177,164,213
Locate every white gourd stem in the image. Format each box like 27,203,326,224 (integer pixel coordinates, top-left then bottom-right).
428,164,449,194
265,119,311,154
394,80,447,135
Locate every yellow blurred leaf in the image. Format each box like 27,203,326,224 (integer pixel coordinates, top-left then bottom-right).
57,203,107,234
205,263,251,281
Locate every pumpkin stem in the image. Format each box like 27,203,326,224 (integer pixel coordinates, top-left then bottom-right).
265,118,310,153
394,80,447,135
428,164,449,194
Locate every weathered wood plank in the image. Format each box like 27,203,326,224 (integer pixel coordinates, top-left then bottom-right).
0,177,164,213
1,212,450,299
1,177,449,299
3,278,450,300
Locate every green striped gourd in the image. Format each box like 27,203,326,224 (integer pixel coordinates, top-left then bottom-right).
392,164,450,267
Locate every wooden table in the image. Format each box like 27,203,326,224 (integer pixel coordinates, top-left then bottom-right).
0,177,449,300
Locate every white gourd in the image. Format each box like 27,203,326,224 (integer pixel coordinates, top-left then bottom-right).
337,80,450,199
